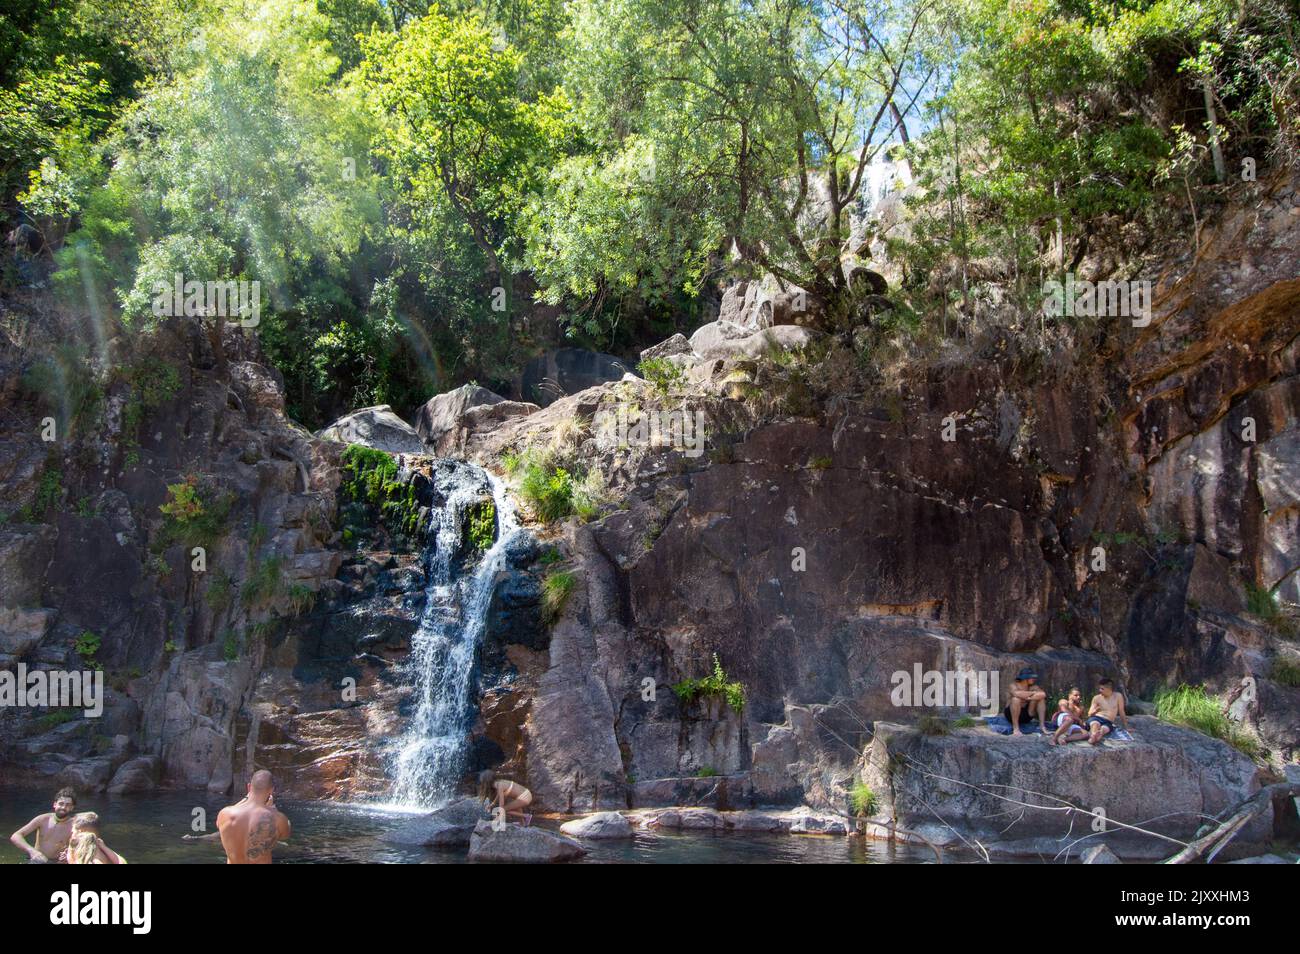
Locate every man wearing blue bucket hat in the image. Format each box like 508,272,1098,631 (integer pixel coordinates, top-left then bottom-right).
1003,668,1047,735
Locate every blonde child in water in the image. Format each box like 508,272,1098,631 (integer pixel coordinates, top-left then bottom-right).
65,813,125,864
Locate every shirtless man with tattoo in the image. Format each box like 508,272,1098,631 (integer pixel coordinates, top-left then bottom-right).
217,770,291,864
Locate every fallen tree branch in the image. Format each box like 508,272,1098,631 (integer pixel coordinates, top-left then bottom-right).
1163,782,1300,864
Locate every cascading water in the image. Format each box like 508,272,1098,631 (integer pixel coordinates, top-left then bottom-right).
387,463,522,808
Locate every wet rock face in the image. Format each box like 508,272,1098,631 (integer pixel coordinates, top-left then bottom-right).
235,548,428,801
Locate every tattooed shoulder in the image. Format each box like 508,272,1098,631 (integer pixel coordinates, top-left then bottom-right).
247,814,278,859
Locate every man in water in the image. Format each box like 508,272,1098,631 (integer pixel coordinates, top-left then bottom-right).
9,787,77,862
217,770,291,864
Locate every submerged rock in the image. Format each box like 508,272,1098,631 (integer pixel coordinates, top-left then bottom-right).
467,820,586,862
107,756,160,796
631,806,850,834
559,811,633,839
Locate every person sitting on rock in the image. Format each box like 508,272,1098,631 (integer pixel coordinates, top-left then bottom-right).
1086,678,1129,745
479,770,533,827
65,812,124,864
1003,668,1048,735
1048,686,1089,745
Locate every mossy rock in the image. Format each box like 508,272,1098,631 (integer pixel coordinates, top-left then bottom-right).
465,497,497,553
339,445,430,550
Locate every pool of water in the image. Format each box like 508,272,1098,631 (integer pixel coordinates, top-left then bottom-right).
0,787,937,864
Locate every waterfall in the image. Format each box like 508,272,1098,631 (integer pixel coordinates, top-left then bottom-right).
387,463,521,808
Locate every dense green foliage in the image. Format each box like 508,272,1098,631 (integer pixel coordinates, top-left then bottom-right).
5,0,1297,425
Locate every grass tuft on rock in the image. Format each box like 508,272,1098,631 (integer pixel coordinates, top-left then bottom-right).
518,454,575,522
1154,683,1261,759
849,780,877,816
541,569,576,624
1246,582,1281,620
1270,656,1300,688
917,714,950,736
241,555,285,609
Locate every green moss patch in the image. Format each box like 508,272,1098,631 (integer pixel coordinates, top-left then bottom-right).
339,444,428,549
465,497,497,552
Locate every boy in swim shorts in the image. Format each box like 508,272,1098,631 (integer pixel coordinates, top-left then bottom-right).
1048,686,1088,745
1086,677,1128,745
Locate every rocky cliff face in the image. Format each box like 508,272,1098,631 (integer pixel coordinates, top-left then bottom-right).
1,177,1297,860
0,316,342,794
454,174,1300,832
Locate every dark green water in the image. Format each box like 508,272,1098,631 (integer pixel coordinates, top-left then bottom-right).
0,788,935,864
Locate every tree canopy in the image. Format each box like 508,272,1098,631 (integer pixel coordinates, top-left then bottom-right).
3,0,1295,424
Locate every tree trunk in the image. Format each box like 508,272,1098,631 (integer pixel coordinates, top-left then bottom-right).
889,100,913,180
1203,76,1226,183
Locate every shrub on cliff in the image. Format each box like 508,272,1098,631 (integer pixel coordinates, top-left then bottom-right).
637,357,685,396
673,654,746,715
516,452,575,522
156,474,231,549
